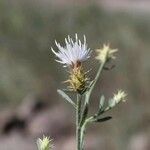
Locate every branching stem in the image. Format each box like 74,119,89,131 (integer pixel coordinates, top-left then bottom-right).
79,61,106,150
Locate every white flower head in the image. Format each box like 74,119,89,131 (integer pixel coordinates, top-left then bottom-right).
96,44,118,63
51,34,91,67
37,136,53,150
113,90,127,104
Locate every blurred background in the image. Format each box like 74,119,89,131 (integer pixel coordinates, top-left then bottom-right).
0,0,150,150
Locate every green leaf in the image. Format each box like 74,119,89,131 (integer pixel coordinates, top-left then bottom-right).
104,64,115,70
94,116,112,123
99,95,105,110
57,89,76,109
93,95,105,118
96,95,105,115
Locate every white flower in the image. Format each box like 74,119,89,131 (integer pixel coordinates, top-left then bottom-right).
51,34,91,67
113,90,127,103
96,44,118,63
37,136,53,150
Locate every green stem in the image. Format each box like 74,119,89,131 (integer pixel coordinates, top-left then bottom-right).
79,61,106,150
80,117,93,150
76,94,82,150
85,61,105,104
81,61,105,126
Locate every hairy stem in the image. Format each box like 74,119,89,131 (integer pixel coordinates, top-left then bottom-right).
80,117,93,150
76,94,82,150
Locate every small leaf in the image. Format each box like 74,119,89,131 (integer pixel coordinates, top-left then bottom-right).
99,95,105,110
93,95,105,118
57,89,76,108
104,64,115,71
94,116,112,123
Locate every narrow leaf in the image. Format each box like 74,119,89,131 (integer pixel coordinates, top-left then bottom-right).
99,95,105,110
57,89,76,108
96,95,105,115
104,64,115,70
94,116,112,123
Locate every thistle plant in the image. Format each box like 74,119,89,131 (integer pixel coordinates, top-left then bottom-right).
51,34,127,150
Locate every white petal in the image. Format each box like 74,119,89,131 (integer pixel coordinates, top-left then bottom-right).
52,34,91,66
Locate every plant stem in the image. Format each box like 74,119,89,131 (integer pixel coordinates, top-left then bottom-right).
80,117,93,150
81,61,105,126
76,62,106,150
85,61,105,104
80,61,106,150
76,94,82,150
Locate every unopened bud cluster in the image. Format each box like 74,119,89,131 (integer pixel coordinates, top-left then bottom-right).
96,44,118,63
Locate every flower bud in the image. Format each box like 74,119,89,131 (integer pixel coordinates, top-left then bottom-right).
37,136,53,150
109,90,127,108
96,44,118,63
113,90,127,103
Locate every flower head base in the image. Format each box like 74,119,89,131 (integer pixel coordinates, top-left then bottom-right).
52,34,91,68
65,66,89,94
96,44,118,63
37,136,53,150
